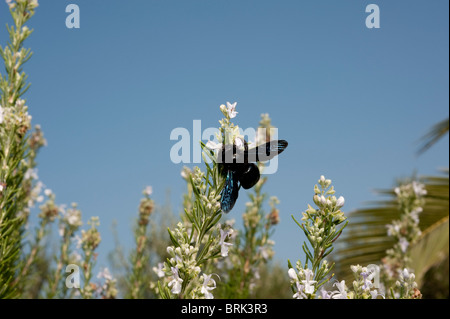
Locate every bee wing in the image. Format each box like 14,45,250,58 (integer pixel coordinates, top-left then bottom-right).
220,170,240,213
236,140,288,163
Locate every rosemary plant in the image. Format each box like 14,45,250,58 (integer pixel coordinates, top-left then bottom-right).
288,176,422,299
288,175,348,298
382,181,426,298
46,202,83,298
0,0,39,298
157,102,249,299
214,113,282,298
79,216,101,299
127,186,155,299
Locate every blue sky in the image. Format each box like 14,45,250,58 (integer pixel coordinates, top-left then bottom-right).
1,0,448,274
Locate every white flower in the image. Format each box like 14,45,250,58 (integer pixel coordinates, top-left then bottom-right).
412,181,427,197
220,103,228,115
398,237,409,253
71,252,82,263
44,189,52,196
152,263,165,278
143,186,153,196
410,207,422,224
301,269,317,294
168,267,183,294
386,223,400,236
370,289,384,299
360,270,374,290
350,265,360,273
205,140,223,150
219,229,233,257
319,195,327,206
24,168,38,180
318,175,331,188
336,196,345,208
288,268,298,281
331,280,348,299
225,219,236,228
226,102,238,118
175,254,183,264
29,0,39,8
201,274,217,299
66,208,82,227
235,137,245,151
257,245,270,260
72,235,82,249
293,282,307,299
180,166,191,179
97,267,113,281
319,287,332,299
167,246,182,264
400,268,413,281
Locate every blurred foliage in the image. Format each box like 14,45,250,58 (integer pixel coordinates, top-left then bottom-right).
417,118,449,155
332,117,449,299
420,255,449,299
251,262,292,299
108,190,176,298
1,0,447,300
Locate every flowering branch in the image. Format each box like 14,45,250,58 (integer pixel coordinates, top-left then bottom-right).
14,189,55,292
127,186,154,299
214,113,281,298
157,165,224,298
157,102,244,299
288,177,422,299
46,202,82,298
288,176,348,298
0,0,38,299
79,216,101,299
382,181,426,298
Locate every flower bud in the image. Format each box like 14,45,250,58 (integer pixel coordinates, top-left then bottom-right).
220,104,228,117
313,195,320,206
336,196,345,208
314,184,321,195
288,268,298,281
306,204,316,215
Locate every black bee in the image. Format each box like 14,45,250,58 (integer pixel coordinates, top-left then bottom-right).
217,139,288,213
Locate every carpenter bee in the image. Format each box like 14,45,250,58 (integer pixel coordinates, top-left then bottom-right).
217,139,288,213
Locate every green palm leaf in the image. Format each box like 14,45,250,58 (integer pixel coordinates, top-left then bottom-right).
417,118,449,155
410,216,449,287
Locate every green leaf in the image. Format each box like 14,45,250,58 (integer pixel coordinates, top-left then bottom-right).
416,118,449,155
167,228,180,247
410,216,449,287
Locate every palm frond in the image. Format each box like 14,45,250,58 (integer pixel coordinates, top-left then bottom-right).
417,118,449,155
410,216,449,287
